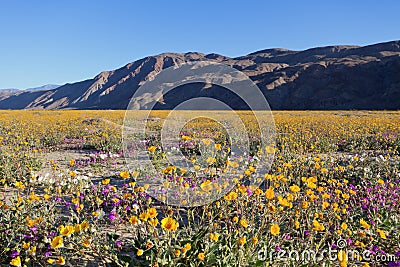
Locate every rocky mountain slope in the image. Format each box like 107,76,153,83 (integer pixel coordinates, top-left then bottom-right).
1,41,399,110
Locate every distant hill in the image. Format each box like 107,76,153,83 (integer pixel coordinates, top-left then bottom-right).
0,84,61,102
0,41,399,110
24,84,61,91
0,84,60,92
0,88,20,93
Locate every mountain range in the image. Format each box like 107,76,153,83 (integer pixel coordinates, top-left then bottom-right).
1,40,399,110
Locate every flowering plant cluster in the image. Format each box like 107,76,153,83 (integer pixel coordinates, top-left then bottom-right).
0,110,399,266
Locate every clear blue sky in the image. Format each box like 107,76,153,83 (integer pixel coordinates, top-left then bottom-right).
1,0,399,89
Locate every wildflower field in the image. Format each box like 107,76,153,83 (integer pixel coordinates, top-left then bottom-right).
0,110,399,267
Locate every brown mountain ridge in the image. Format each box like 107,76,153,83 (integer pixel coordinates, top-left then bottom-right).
1,40,399,110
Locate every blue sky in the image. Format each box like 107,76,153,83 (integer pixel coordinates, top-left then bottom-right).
0,0,399,89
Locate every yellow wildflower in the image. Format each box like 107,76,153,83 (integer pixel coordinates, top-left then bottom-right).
119,171,130,179
51,236,63,249
270,224,280,236
240,219,249,228
209,233,220,241
10,256,21,267
360,218,370,229
198,252,205,260
161,217,179,231
265,186,274,199
238,236,247,245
